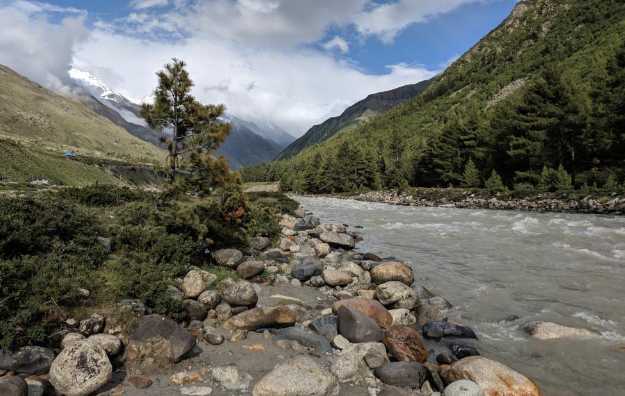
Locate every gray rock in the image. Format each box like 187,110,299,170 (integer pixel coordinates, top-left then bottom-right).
389,309,417,326
250,236,272,251
320,232,355,249
183,299,209,321
374,362,428,388
417,296,452,326
0,376,27,396
213,249,244,268
49,341,112,396
79,314,105,336
422,320,477,340
237,260,267,279
127,315,195,364
310,315,338,341
220,279,258,306
216,303,233,322
443,380,483,396
0,346,55,375
294,215,321,231
62,333,86,349
375,282,418,310
202,325,225,345
87,334,122,356
269,326,333,354
337,306,384,343
292,256,322,281
181,386,213,395
198,290,221,309
449,343,480,359
253,355,339,396
181,270,218,299
119,299,147,314
309,275,326,287
209,365,252,391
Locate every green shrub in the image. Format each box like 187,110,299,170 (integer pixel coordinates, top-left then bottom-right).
540,165,572,192
462,159,481,188
485,170,507,193
56,185,151,207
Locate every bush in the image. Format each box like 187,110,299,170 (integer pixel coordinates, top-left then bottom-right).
56,185,151,206
514,183,536,193
485,170,507,193
540,165,572,192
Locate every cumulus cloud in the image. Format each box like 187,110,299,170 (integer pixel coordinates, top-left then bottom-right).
323,36,350,54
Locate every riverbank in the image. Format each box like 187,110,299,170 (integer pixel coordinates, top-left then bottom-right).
349,188,625,215
1,198,564,396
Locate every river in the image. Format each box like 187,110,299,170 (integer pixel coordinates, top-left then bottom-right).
294,196,625,396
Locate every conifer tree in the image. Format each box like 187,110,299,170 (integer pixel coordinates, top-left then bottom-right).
485,170,507,192
463,159,481,188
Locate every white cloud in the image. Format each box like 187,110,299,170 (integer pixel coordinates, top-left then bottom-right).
323,36,350,54
130,0,169,10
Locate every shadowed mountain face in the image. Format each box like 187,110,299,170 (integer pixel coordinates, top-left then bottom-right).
217,118,284,169
277,80,431,159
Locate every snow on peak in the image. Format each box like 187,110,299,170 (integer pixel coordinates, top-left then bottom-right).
69,68,121,103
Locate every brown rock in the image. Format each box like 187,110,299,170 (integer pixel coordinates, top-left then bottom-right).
128,375,153,389
383,326,428,363
224,305,298,330
441,356,541,396
333,298,393,330
371,262,413,286
237,260,267,279
322,270,353,287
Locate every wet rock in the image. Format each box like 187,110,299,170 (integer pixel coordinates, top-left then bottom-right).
216,302,233,322
269,326,333,354
213,248,244,268
250,236,272,251
49,340,112,396
182,270,218,299
237,260,267,279
417,296,452,326
219,279,258,307
210,365,252,391
449,343,480,359
363,253,383,262
441,357,540,396
423,320,477,340
320,231,355,249
184,299,209,321
0,376,27,396
198,290,221,309
322,269,353,287
181,386,213,395
292,256,323,281
127,315,195,373
310,315,338,341
333,298,393,330
88,334,122,356
375,281,419,310
337,306,384,343
374,362,429,389
371,262,414,286
0,346,55,375
437,351,456,365
128,375,153,389
389,308,417,326
79,314,105,336
252,355,339,396
383,326,429,363
62,333,86,349
443,380,483,396
523,321,596,340
224,305,298,330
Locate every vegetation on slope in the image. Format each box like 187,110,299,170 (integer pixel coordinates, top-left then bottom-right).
245,0,625,194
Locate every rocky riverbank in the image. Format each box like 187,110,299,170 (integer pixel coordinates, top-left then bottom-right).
1,204,586,396
351,189,625,215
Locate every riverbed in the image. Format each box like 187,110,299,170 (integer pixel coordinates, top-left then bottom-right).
294,196,625,396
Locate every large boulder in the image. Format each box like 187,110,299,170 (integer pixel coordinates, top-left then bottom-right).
333,298,393,330
441,357,541,396
292,257,322,281
224,306,298,330
375,281,419,310
0,346,55,375
0,376,27,396
237,260,267,279
320,232,355,249
127,315,195,373
322,270,353,287
383,326,428,363
523,321,596,340
370,262,414,285
444,380,483,396
181,270,218,298
219,278,258,307
213,249,244,268
374,362,429,389
49,341,112,396
252,356,339,396
337,306,384,343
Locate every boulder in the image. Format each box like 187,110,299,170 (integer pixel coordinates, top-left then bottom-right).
292,257,322,281
237,260,267,279
383,326,428,363
322,270,353,287
127,315,195,373
337,306,384,343
371,262,414,285
216,303,233,322
62,333,86,349
441,357,540,396
444,380,483,396
184,299,209,321
374,362,429,389
181,270,218,298
294,207,306,218
375,282,419,310
269,327,333,354
310,315,338,341
279,214,299,230
423,320,478,340
389,309,417,326
87,334,122,356
0,346,55,375
219,279,258,307
449,343,480,360
261,248,290,262
294,215,321,231
333,298,393,330
224,306,298,330
79,314,105,336
252,356,339,396
250,236,272,251
0,376,27,396
523,321,596,340
202,325,225,345
417,296,452,326
311,239,331,257
49,341,112,396
198,290,221,309
213,249,244,268
280,237,299,252
320,232,355,249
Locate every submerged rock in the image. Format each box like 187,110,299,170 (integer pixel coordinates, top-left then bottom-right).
523,321,596,340
423,320,478,340
253,356,339,396
49,341,112,396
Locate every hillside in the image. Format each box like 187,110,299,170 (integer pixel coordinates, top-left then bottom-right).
0,65,164,163
247,0,625,193
218,117,284,169
277,80,430,159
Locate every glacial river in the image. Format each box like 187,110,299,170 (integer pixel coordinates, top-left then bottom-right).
294,196,625,396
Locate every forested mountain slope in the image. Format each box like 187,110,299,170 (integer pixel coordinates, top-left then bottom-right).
245,0,625,193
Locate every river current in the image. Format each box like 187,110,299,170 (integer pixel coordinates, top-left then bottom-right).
294,196,625,396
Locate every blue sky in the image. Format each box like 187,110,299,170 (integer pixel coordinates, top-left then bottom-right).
0,0,516,134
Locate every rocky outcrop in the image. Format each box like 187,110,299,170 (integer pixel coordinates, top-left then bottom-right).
49,341,112,396
252,356,339,396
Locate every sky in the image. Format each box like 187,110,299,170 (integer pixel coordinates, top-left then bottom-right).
0,0,516,136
